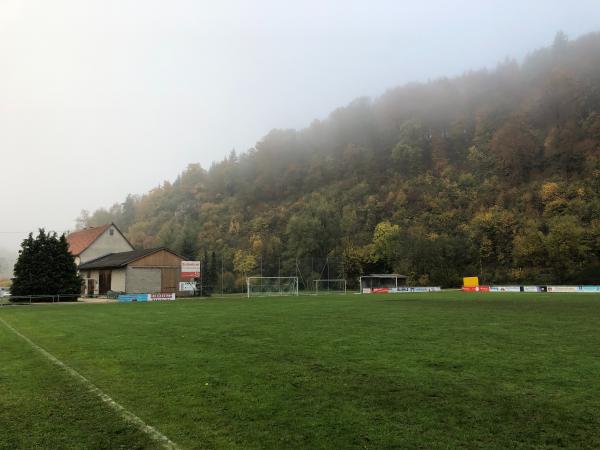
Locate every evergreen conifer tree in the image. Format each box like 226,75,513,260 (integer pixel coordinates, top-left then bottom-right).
11,229,81,301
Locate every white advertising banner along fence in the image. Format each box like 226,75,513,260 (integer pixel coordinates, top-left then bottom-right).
579,286,600,292
490,286,522,292
546,286,600,293
118,293,176,302
479,286,600,293
149,293,176,301
362,287,441,294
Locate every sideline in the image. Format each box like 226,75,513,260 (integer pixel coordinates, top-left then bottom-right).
0,315,179,449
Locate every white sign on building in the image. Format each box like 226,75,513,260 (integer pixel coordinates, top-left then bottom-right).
181,261,201,278
179,281,197,291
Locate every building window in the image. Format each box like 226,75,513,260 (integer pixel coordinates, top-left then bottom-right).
109,228,114,236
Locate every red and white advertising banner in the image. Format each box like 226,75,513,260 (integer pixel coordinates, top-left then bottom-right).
149,293,176,301
181,261,200,278
462,286,490,292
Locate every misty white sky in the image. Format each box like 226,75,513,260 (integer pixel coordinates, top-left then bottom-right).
1,0,599,253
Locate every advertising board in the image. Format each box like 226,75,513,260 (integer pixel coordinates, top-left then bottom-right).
463,277,479,288
463,286,490,292
490,286,521,292
578,286,600,293
364,286,443,294
181,261,201,278
118,294,149,302
149,293,175,301
179,281,197,291
390,287,442,293
547,286,578,293
118,293,177,302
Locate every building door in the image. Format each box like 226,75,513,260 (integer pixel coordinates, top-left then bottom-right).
161,268,178,293
87,279,95,296
98,270,112,295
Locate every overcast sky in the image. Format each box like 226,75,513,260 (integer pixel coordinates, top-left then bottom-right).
1,0,599,253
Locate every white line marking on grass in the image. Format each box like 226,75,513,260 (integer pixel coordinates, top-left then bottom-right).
0,316,179,449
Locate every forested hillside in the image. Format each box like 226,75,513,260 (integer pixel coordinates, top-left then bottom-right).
82,32,600,288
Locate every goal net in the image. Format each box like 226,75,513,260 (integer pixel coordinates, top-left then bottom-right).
247,277,299,298
314,279,347,294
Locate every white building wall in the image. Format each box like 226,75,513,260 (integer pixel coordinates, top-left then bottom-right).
111,268,127,292
79,225,134,264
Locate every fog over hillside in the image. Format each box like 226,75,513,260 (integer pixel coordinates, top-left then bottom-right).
82,32,600,288
2,0,600,257
0,249,16,278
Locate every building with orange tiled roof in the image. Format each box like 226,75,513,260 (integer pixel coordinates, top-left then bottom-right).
67,224,189,297
66,223,134,266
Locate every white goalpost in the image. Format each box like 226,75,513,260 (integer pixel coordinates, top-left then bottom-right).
247,277,299,298
314,279,347,295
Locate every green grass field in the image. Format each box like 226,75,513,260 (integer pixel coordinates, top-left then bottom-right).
2,292,600,449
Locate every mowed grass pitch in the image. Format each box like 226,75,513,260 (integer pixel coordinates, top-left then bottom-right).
2,293,600,449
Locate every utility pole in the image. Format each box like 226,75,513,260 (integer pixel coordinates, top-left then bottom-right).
200,254,203,297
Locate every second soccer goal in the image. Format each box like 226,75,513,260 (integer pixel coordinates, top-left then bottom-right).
247,277,299,298
314,279,347,294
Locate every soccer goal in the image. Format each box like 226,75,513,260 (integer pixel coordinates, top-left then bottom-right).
314,279,347,295
247,277,299,298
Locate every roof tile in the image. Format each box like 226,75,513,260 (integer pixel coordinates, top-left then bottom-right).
66,224,111,256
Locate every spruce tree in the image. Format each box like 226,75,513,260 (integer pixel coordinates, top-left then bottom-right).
180,235,197,261
11,229,82,301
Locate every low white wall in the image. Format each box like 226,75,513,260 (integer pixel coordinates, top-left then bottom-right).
111,268,127,292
